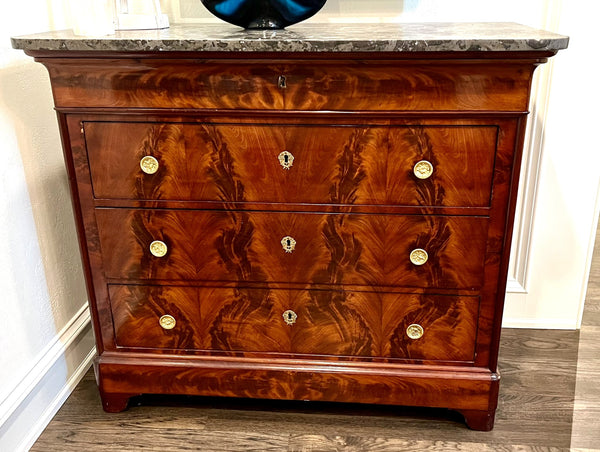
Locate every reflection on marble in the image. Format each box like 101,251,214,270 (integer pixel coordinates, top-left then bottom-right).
11,22,569,53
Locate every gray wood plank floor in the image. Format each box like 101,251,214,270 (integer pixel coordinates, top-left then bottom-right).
31,227,600,451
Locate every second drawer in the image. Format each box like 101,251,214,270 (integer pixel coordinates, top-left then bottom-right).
96,209,488,289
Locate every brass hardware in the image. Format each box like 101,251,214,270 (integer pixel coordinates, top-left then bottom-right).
406,323,424,340
410,248,428,266
281,236,297,253
278,75,287,89
159,314,176,330
413,160,434,179
140,156,159,175
283,310,297,325
80,121,84,135
278,151,294,170
150,240,168,257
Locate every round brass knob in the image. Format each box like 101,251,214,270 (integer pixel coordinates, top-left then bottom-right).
281,236,296,253
278,151,294,170
159,314,176,330
413,160,433,179
283,310,297,325
140,156,159,175
149,240,168,258
410,248,428,266
406,323,424,340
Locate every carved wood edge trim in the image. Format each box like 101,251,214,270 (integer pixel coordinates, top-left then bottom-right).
96,353,498,379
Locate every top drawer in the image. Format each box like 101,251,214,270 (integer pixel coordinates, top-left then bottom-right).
85,122,497,208
47,59,533,111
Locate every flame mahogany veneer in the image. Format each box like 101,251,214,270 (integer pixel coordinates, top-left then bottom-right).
28,48,558,431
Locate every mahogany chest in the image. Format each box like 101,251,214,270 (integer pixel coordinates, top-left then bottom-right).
13,23,568,430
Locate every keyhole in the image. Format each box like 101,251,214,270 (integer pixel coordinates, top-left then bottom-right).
287,312,293,320
284,154,289,164
286,239,291,247
278,75,287,89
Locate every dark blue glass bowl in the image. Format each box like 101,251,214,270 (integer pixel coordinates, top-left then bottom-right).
201,0,327,29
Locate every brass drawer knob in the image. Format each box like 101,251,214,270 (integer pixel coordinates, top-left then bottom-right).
149,240,168,257
406,323,424,340
278,151,294,170
410,248,428,266
140,155,159,174
159,314,176,330
413,160,433,179
283,310,297,325
281,236,297,253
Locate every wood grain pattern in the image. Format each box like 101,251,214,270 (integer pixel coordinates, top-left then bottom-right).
94,354,498,413
95,209,489,289
85,122,498,208
109,284,480,362
40,58,536,112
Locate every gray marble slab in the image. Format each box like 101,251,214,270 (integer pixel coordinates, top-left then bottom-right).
11,22,568,53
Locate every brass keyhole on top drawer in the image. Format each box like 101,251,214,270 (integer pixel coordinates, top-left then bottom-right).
278,75,287,89
283,310,297,325
281,236,297,253
278,151,294,170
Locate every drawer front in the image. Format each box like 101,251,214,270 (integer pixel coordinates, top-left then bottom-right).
86,122,497,208
48,60,531,111
109,284,479,362
96,209,488,289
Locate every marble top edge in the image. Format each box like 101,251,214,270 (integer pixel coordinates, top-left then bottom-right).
11,22,569,53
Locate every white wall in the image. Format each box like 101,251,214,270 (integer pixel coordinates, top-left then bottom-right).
0,1,95,450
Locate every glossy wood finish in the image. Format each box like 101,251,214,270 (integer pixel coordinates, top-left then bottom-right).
42,58,535,111
96,209,489,289
85,122,497,207
33,49,552,430
110,284,480,362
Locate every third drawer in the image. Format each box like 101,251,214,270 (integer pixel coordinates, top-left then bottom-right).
109,284,480,363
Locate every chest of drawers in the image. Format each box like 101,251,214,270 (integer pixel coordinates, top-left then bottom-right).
13,23,567,431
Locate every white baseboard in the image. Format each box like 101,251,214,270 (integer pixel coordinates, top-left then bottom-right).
502,317,578,330
0,303,96,452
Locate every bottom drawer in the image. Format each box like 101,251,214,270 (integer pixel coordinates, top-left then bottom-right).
108,285,480,363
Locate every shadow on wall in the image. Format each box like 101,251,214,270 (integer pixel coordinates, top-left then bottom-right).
0,59,88,342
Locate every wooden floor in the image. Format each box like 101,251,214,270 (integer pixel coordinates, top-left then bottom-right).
32,231,600,451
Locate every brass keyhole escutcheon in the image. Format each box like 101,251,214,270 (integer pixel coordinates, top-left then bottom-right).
410,248,428,266
150,240,168,258
406,323,424,340
413,160,434,180
283,310,297,325
278,151,294,170
159,315,176,330
278,75,287,89
140,155,159,175
281,236,296,253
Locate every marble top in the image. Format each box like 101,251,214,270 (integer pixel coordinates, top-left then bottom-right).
11,22,569,53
